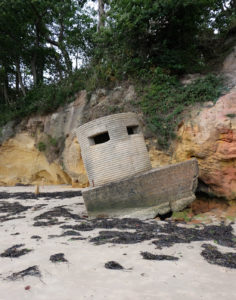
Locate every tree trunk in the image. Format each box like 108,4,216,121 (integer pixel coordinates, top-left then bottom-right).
230,0,236,9
61,45,72,73
31,22,44,85
59,20,72,74
37,62,44,84
15,71,19,94
55,54,63,81
46,36,71,74
3,73,9,104
31,54,37,85
16,60,26,96
97,0,105,33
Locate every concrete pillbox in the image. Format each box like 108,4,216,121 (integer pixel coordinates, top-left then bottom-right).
76,112,198,218
76,112,151,187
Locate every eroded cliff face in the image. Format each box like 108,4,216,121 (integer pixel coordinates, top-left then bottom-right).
0,90,89,187
0,84,145,188
0,133,71,186
0,48,236,199
174,90,236,200
62,135,88,187
0,90,236,199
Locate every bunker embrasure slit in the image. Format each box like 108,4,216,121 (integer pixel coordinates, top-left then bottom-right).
89,131,110,145
127,125,139,135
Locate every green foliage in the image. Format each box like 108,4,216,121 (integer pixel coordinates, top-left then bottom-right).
94,0,235,77
140,68,224,148
172,210,192,222
48,136,58,147
226,216,236,221
0,0,96,104
226,113,236,118
0,68,92,126
37,142,46,152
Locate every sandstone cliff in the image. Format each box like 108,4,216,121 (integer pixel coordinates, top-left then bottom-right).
0,48,235,200
174,89,236,200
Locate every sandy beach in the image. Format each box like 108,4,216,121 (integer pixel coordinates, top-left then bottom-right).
0,185,235,300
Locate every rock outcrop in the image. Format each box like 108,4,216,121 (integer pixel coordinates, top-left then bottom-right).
0,86,138,187
0,46,236,199
174,90,236,200
0,133,71,186
0,90,89,187
62,135,88,187
222,45,236,89
171,42,236,200
0,85,236,200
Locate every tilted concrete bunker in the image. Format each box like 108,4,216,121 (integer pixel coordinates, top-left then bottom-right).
76,113,198,219
77,112,151,186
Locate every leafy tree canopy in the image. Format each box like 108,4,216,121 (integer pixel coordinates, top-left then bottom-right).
94,0,236,77
0,0,235,129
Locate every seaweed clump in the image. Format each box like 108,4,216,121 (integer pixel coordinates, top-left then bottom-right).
0,191,82,201
141,251,179,261
50,253,68,263
7,266,41,280
201,244,236,269
0,201,31,222
34,206,81,221
90,230,154,245
88,219,236,250
105,261,124,270
0,244,32,258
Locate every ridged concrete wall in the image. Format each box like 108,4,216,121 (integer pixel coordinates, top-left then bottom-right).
76,113,152,186
82,159,198,218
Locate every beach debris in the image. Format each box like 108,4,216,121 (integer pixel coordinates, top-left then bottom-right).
0,201,31,214
24,285,31,290
33,206,81,227
7,266,41,280
34,206,81,221
90,230,154,245
151,223,236,249
62,230,81,236
1,244,32,258
50,253,68,263
61,223,94,231
105,261,124,270
32,204,48,211
0,201,31,222
48,230,81,239
33,220,64,227
0,216,26,222
141,251,179,261
201,243,236,269
31,235,42,240
88,220,236,250
0,191,82,201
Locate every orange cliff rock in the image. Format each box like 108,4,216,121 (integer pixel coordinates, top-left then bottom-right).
174,90,236,200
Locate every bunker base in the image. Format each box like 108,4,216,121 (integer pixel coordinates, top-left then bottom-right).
82,159,198,219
